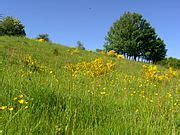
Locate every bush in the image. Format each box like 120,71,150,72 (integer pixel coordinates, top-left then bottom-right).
36,34,50,42
158,57,180,69
0,16,26,36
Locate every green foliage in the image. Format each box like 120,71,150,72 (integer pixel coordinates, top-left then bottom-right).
105,12,167,63
76,40,85,50
0,16,26,36
36,34,50,42
158,57,180,69
96,48,103,52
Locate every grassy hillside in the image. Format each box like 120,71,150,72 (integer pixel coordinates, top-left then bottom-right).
0,36,179,134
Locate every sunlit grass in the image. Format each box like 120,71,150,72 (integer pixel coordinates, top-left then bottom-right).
0,36,179,134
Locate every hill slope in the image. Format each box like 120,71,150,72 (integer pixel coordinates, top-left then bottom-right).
0,36,179,134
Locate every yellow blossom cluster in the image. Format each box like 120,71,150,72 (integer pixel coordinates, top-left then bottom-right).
0,94,29,112
116,54,124,60
143,65,176,81
101,50,124,60
23,55,47,73
21,55,58,82
165,67,177,80
66,58,116,78
37,38,45,42
107,50,117,57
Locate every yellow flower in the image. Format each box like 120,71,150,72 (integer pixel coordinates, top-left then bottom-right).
8,107,14,111
18,99,25,104
100,92,106,95
50,71,53,74
0,106,7,110
116,54,124,60
25,106,28,109
19,95,24,98
13,97,18,101
149,100,153,103
25,101,28,104
37,38,45,42
107,50,117,57
167,93,172,98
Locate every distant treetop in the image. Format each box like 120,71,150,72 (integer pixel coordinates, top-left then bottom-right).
0,16,26,36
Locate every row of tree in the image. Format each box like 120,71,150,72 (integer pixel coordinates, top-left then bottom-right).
104,12,167,64
0,14,172,65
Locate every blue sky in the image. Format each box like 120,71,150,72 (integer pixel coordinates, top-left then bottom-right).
1,0,180,58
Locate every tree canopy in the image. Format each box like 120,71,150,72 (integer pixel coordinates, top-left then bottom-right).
104,12,167,63
0,16,26,36
76,41,85,50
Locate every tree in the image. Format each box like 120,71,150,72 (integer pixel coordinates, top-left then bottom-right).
0,16,26,36
149,38,167,64
36,34,50,42
76,41,85,50
104,12,166,63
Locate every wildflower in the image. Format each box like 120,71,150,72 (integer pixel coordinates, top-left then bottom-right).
19,95,24,98
18,99,25,104
149,100,153,103
0,106,7,110
8,107,14,111
37,38,45,42
167,93,172,98
50,71,53,74
13,97,18,101
117,54,124,60
107,50,117,57
25,106,28,109
100,92,106,95
25,101,28,104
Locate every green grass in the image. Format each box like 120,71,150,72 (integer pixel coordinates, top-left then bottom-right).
0,36,179,135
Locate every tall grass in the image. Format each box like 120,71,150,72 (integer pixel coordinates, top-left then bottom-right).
0,36,179,134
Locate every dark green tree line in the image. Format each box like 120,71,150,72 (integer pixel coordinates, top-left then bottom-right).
104,12,167,64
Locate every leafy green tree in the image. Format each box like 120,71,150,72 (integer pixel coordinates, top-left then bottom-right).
36,34,50,42
0,16,26,36
104,12,166,63
76,41,85,50
149,38,167,64
105,12,145,60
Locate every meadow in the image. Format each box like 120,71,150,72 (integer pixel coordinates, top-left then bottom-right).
0,36,179,135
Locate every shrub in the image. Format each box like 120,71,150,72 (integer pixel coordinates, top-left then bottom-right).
0,16,26,36
76,41,85,50
36,34,50,42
